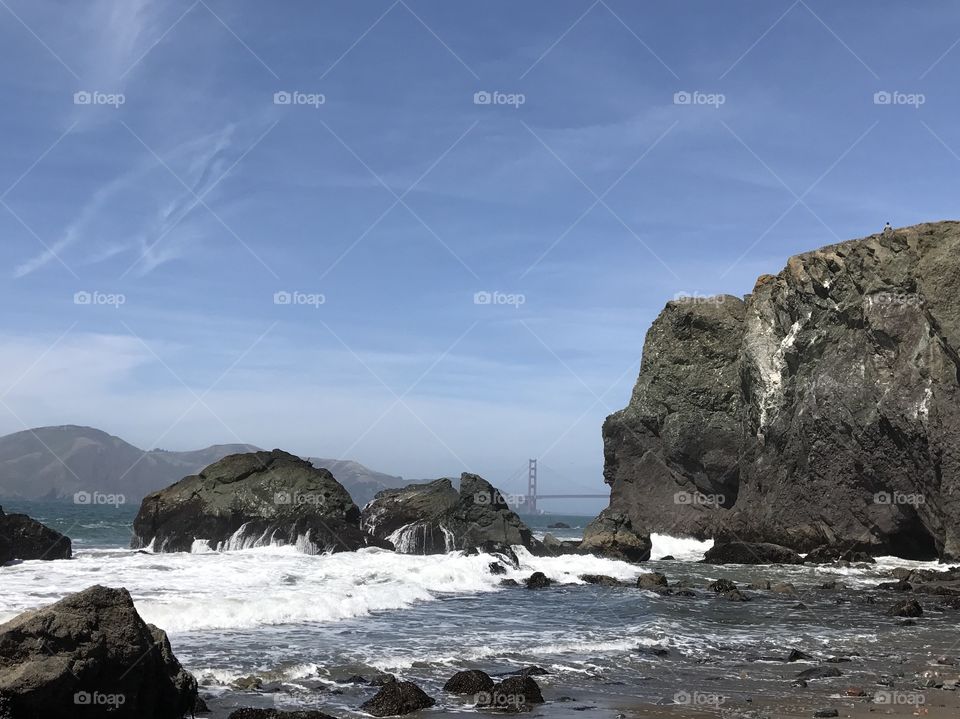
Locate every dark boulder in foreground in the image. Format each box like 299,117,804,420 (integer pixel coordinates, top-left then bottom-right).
703,542,804,565
579,510,651,562
131,450,387,554
0,506,71,564
477,675,545,713
443,669,494,695
360,680,436,716
593,222,960,560
0,585,197,718
361,474,541,555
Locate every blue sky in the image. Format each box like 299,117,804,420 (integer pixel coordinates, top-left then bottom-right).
1,0,958,511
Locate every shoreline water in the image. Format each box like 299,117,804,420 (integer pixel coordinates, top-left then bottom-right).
2,503,959,718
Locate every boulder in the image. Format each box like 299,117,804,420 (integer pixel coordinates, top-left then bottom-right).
708,578,737,593
443,670,494,695
703,542,803,565
131,450,386,553
548,522,571,529
888,599,923,617
477,675,544,713
360,475,540,554
359,680,436,717
579,574,623,586
525,572,551,589
805,545,876,564
0,585,197,718
592,222,960,560
579,510,651,562
0,506,71,564
636,572,668,589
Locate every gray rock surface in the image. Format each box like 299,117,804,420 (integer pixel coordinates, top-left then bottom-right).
131,450,388,553
360,474,540,554
596,222,960,560
0,585,197,718
0,506,71,564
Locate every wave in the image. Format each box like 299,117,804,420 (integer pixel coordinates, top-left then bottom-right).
649,533,713,561
0,544,650,633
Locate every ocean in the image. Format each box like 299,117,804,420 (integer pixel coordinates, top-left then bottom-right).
1,501,955,717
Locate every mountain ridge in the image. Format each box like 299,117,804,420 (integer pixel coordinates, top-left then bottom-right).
0,425,408,507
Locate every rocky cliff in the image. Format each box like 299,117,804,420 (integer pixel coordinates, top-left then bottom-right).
597,221,960,560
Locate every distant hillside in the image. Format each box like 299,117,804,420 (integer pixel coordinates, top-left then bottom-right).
306,458,408,507
0,425,408,506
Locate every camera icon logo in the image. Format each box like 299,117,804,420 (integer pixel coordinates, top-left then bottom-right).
673,91,692,105
874,491,892,505
274,91,292,105
874,90,892,105
274,291,292,305
74,491,92,505
73,91,92,105
74,291,92,305
474,291,492,305
473,91,492,105
74,691,92,705
274,492,292,505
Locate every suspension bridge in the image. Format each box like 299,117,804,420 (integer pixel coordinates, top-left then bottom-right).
504,459,609,514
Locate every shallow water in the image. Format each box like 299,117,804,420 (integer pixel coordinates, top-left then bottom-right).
1,501,956,718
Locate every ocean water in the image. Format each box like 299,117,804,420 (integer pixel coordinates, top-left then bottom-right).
1,501,956,718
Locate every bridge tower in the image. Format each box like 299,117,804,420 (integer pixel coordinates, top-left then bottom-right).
526,458,538,513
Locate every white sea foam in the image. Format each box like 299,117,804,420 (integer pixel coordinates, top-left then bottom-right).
649,533,713,561
0,544,651,634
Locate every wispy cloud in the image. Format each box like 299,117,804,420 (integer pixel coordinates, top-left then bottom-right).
13,124,239,278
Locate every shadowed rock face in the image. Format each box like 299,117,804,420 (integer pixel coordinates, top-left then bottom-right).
131,450,388,554
0,585,197,719
361,474,540,554
598,221,960,560
0,506,71,564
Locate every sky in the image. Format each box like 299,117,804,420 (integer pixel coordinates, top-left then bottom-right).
1,0,958,513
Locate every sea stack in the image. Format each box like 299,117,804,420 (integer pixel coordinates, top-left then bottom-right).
595,221,960,560
131,449,388,553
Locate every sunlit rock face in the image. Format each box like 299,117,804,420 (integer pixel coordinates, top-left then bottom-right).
597,221,960,560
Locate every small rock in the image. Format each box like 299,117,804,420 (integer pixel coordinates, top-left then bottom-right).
787,649,814,662
488,562,507,575
444,670,494,695
525,572,552,589
812,709,838,718
579,574,622,586
720,588,751,602
636,572,668,589
708,578,737,593
887,599,923,617
478,676,545,712
360,681,436,717
499,578,520,587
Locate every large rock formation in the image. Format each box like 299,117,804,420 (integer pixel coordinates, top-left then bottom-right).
0,506,71,564
0,585,197,718
131,450,388,553
361,474,540,554
598,221,960,560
